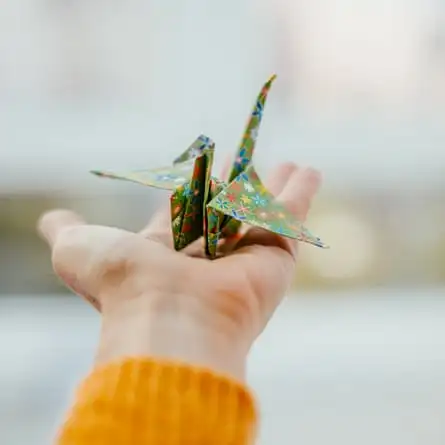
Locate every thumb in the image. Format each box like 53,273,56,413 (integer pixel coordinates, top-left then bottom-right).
38,209,86,248
50,225,139,310
38,209,103,310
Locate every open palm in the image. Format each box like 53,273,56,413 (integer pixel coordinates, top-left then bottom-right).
38,162,321,353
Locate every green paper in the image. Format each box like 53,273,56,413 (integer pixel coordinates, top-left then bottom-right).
91,75,328,258
207,164,326,247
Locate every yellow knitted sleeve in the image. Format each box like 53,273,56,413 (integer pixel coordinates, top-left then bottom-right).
56,357,257,445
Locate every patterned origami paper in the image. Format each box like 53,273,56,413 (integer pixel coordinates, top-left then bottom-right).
91,74,328,258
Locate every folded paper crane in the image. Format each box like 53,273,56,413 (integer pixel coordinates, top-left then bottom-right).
91,74,328,258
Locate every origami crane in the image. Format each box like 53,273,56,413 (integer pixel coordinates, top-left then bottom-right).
91,74,328,258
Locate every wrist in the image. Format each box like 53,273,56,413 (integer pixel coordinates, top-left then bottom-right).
95,292,249,381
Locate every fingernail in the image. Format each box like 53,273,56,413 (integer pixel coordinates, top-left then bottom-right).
37,209,85,247
303,167,321,179
37,211,54,243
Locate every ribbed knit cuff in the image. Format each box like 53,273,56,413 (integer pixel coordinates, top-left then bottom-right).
56,357,257,445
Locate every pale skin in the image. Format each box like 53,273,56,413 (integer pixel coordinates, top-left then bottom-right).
38,161,321,382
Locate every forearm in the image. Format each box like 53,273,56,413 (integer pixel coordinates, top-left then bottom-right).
95,294,249,380
56,296,258,445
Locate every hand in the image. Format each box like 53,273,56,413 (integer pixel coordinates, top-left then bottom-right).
38,162,321,380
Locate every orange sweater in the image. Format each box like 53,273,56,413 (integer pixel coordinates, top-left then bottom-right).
56,357,257,445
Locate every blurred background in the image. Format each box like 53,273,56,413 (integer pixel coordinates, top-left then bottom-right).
1,0,445,444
